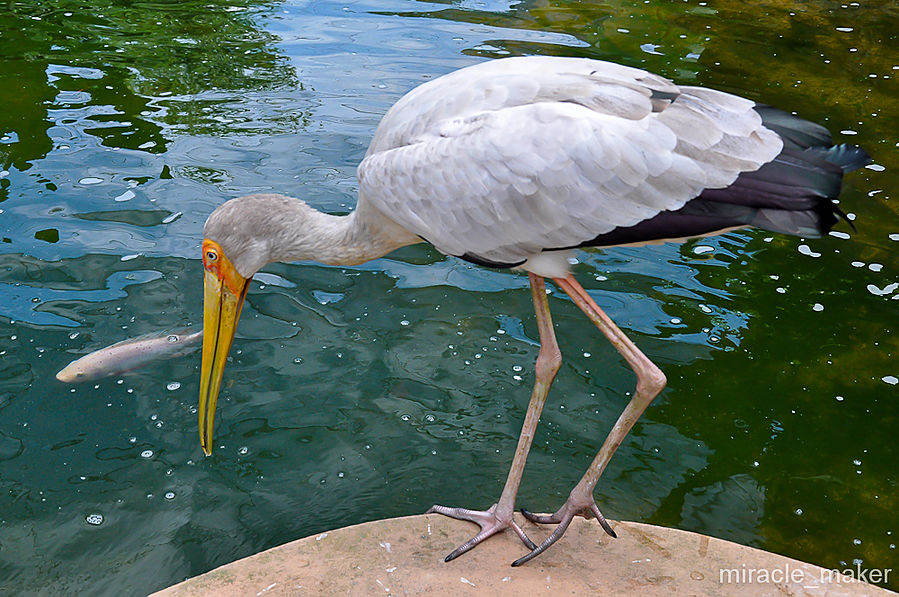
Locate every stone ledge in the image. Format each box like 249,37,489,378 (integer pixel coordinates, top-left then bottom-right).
152,514,896,596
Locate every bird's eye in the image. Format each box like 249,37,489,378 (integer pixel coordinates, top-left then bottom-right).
206,251,218,262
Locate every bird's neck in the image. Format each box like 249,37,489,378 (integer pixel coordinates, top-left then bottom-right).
269,199,420,267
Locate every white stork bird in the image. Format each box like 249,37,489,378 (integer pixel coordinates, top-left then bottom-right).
197,56,869,566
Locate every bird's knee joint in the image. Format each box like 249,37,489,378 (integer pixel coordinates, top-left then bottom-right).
535,347,562,378
639,366,667,396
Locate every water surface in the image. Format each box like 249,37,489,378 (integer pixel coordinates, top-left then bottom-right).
0,0,896,594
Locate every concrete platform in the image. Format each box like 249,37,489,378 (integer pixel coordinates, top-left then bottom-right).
152,514,895,596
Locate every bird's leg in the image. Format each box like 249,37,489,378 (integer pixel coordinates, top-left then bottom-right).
427,272,561,561
514,275,666,566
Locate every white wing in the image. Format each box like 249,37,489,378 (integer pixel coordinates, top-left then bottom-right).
357,56,782,265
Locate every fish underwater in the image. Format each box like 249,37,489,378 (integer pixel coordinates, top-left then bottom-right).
56,328,203,383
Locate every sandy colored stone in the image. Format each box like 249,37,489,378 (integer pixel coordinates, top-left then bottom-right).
152,515,896,596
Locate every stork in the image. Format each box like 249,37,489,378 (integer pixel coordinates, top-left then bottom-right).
197,56,869,566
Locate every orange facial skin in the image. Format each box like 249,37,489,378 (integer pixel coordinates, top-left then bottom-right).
202,239,247,296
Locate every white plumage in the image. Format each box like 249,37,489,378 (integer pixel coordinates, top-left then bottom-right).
358,56,781,273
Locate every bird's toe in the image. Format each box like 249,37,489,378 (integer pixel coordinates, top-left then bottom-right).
426,502,537,560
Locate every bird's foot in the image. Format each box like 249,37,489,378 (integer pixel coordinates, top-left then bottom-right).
515,494,616,566
426,503,537,562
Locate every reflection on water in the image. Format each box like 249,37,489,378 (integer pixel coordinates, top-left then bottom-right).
0,0,896,594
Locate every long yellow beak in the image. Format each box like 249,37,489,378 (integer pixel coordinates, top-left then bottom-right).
199,240,249,455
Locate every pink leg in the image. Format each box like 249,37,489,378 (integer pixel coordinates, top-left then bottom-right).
514,275,667,566
427,273,561,561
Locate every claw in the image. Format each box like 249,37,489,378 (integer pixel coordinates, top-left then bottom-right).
513,512,575,566
589,502,617,538
514,499,616,565
427,503,537,561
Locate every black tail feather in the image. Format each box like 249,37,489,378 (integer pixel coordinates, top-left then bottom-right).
810,143,872,173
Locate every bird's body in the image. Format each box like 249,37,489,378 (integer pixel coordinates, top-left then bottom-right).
360,56,778,274
199,56,869,565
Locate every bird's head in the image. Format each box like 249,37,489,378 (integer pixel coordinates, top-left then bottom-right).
196,192,398,455
198,193,298,455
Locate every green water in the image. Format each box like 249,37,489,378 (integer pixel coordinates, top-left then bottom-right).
1,0,896,594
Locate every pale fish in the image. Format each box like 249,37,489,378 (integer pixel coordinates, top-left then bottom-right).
56,328,203,383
